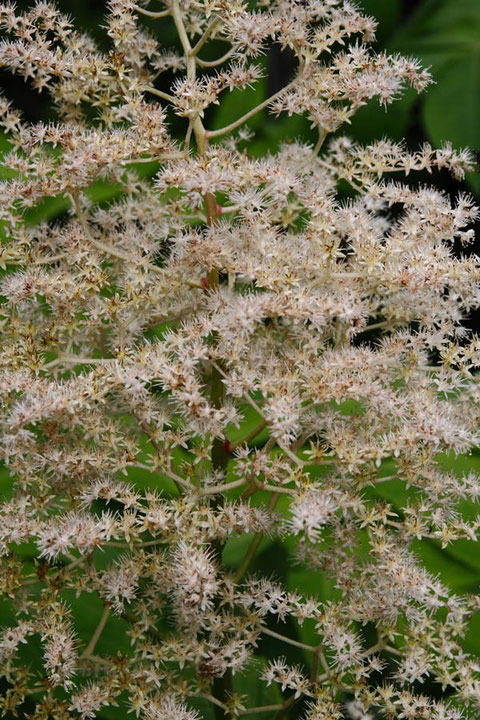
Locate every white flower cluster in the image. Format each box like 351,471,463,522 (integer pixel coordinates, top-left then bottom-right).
0,1,479,719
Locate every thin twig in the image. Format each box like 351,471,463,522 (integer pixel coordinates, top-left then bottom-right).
197,45,238,68
239,704,284,715
206,77,299,139
190,17,221,56
145,86,176,103
261,627,317,653
313,127,327,155
200,477,248,495
133,4,170,18
80,605,110,659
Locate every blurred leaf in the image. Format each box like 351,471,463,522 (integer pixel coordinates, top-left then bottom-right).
360,0,401,42
413,538,480,594
392,0,480,192
66,591,132,657
465,611,480,657
0,464,12,501
211,67,267,134
24,195,71,226
423,57,480,192
234,657,282,716
347,89,417,145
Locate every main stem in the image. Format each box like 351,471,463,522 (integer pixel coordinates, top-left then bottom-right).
171,3,231,714
201,129,232,720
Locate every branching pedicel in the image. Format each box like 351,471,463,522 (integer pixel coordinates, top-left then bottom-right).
0,1,479,719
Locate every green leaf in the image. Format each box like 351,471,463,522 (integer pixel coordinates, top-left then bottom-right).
347,89,418,145
423,55,480,192
392,0,480,192
65,591,132,658
233,657,282,716
360,0,401,43
210,64,267,134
